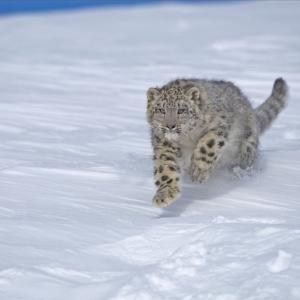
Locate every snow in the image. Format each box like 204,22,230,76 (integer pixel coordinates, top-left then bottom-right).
267,250,292,273
0,1,300,299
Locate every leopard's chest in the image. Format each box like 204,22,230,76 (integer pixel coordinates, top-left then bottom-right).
179,125,206,170
178,136,197,172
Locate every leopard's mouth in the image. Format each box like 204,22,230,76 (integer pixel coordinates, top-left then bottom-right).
165,132,179,141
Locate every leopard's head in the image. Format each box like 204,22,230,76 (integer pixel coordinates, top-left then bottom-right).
146,85,207,141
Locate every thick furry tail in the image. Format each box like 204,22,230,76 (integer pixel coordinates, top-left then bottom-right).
255,78,288,135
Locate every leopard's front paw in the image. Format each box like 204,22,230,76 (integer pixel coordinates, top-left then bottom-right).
189,163,210,183
153,186,180,208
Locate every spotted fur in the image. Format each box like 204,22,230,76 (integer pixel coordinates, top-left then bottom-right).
147,78,288,207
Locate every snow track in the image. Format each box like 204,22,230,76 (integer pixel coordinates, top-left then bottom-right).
0,1,300,299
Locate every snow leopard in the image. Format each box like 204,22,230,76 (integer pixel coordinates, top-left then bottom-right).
146,78,288,207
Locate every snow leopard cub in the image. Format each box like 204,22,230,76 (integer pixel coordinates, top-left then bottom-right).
147,78,288,207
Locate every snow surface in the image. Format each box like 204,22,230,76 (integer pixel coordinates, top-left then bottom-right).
0,1,300,299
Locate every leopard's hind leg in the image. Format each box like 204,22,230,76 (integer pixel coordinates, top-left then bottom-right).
233,124,259,172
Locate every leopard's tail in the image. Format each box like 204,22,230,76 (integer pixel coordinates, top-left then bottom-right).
255,78,288,135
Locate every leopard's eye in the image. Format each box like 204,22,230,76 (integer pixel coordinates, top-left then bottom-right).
155,107,165,114
178,108,187,114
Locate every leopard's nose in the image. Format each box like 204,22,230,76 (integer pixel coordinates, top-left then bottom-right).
166,124,176,130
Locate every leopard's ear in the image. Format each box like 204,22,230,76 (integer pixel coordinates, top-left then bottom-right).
185,86,207,107
186,86,201,101
147,87,160,103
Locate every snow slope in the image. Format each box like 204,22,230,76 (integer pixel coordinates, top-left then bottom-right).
0,1,300,299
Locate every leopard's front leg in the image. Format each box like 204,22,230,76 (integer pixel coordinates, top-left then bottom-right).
152,140,181,208
190,130,227,183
